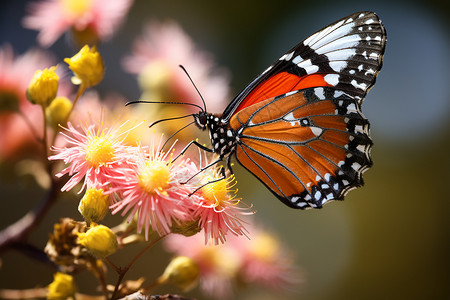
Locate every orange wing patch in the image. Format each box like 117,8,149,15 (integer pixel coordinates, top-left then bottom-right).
233,72,331,117
230,87,372,209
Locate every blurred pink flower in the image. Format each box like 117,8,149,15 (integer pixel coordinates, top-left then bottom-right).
165,223,303,298
164,233,240,299
122,21,230,114
230,225,304,291
49,120,135,192
22,0,134,47
0,44,69,161
68,90,159,147
109,140,199,239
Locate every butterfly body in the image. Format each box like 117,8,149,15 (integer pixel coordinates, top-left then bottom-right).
192,11,386,209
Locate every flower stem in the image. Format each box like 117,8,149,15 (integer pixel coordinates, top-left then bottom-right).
70,83,86,117
108,235,165,300
41,105,49,164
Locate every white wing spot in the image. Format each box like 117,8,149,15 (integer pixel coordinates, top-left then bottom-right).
354,125,364,134
314,191,322,200
351,79,367,90
369,52,379,60
315,87,325,99
324,74,340,86
352,162,361,171
280,51,294,61
329,61,348,72
292,55,302,64
310,126,323,136
356,144,366,152
346,103,358,113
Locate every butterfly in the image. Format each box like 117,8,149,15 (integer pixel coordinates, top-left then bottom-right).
175,11,386,209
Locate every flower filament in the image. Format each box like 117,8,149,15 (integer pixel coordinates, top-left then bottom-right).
138,160,171,195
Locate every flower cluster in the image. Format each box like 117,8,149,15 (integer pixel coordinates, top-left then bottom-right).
1,2,305,299
51,122,253,243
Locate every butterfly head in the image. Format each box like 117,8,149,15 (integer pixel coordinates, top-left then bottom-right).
193,110,209,130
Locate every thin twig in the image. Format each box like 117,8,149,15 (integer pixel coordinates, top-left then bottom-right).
109,235,165,300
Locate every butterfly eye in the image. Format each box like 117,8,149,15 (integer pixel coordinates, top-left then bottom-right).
194,112,208,128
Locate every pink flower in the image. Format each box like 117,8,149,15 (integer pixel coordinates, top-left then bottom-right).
0,45,69,161
109,140,200,239
22,0,134,47
164,233,240,299
165,223,304,298
193,166,253,245
230,225,304,291
122,21,230,114
49,120,135,192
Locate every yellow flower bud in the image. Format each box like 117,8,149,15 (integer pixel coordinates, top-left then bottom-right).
45,96,73,128
158,256,200,292
77,224,117,258
78,188,110,223
26,66,59,107
64,45,104,88
47,272,76,300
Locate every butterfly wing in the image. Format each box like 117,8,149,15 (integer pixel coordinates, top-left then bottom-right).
225,11,386,208
222,11,386,122
230,87,371,208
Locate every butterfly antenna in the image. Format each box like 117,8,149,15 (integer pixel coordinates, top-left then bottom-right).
161,120,196,150
126,99,204,112
149,114,194,129
178,65,207,112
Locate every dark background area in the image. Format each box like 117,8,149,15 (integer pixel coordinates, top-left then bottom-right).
1,0,449,299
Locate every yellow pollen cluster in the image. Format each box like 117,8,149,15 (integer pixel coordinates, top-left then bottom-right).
138,160,171,195
201,175,232,206
85,134,115,168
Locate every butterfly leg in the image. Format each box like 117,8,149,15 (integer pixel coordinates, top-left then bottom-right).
226,155,234,174
172,139,214,164
181,156,222,184
188,165,226,196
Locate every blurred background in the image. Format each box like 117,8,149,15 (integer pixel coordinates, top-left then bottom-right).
0,0,449,299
